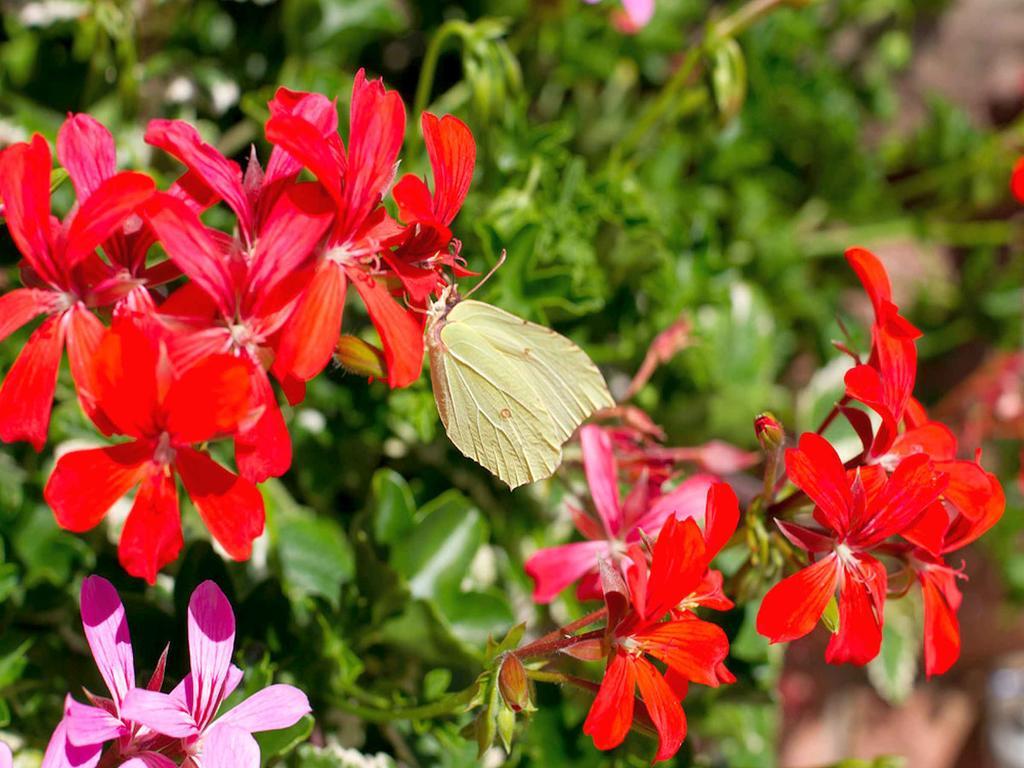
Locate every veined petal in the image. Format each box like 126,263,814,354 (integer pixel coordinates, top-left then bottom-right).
265,88,339,185
845,247,892,318
274,261,346,381
63,304,110,430
421,112,476,225
633,656,686,763
580,425,623,536
264,115,344,203
185,580,237,729
0,313,65,450
200,723,260,768
234,375,292,483
852,454,948,548
524,540,606,604
164,355,254,444
825,556,886,666
582,652,636,752
118,471,183,585
785,433,854,536
0,135,57,284
942,470,1005,552
118,754,178,768
80,575,136,707
0,288,59,343
634,615,729,688
350,272,424,389
64,172,156,268
120,688,198,739
57,114,116,200
40,718,102,768
176,448,265,562
64,699,124,747
628,474,716,538
703,481,739,560
216,684,310,733
145,120,253,239
920,566,962,677
644,516,706,621
756,554,840,644
90,318,160,438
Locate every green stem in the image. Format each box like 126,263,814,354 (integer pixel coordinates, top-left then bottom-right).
335,683,479,723
413,20,465,128
709,0,811,41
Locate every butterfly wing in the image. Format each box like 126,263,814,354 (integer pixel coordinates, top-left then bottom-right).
428,299,613,488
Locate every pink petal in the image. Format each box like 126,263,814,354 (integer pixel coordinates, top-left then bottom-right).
80,576,135,707
0,313,65,450
186,580,237,729
40,719,102,768
580,425,623,536
118,754,178,768
0,741,10,768
628,473,715,538
64,699,124,747
216,684,310,733
524,540,607,604
201,723,260,768
57,114,116,200
120,688,198,739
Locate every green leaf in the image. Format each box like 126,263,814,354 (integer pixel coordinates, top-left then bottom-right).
867,596,920,705
0,638,31,690
423,668,452,700
371,468,416,545
821,596,840,634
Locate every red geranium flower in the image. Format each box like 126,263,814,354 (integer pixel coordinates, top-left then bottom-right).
582,510,734,762
43,317,264,583
0,131,154,449
756,433,948,665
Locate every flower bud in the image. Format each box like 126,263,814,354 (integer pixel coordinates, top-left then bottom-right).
335,335,387,379
497,653,530,712
754,412,785,453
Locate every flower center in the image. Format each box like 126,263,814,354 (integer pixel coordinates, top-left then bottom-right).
154,432,176,465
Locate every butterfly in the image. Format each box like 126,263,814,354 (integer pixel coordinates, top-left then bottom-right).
426,257,614,489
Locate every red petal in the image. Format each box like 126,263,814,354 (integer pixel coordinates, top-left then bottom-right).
164,355,253,444
888,421,958,462
264,115,344,204
57,114,116,200
142,193,235,317
64,172,156,268
392,174,435,225
852,454,948,548
45,443,152,532
350,272,424,389
845,247,892,318
774,519,835,553
633,656,687,763
756,554,839,644
234,374,292,483
145,119,253,239
703,481,739,560
635,613,729,688
825,555,886,666
64,304,116,432
581,425,623,537
91,318,160,438
0,135,58,284
900,502,950,556
265,89,339,185
941,469,1005,552
247,182,333,299
0,288,58,342
421,112,476,225
920,566,962,677
1013,157,1024,204
118,471,183,584
784,433,854,536
0,314,65,450
274,261,347,381
644,516,707,620
176,448,265,561
583,652,636,752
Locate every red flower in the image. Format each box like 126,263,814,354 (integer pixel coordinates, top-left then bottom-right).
43,318,264,583
842,247,922,457
0,131,154,449
756,433,948,665
141,98,335,482
582,512,733,762
1012,157,1024,204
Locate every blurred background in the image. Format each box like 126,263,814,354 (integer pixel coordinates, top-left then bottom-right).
0,0,1022,766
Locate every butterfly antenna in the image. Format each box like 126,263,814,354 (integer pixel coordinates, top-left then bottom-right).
464,250,507,300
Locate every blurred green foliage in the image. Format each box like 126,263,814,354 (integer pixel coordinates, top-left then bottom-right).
0,0,1022,765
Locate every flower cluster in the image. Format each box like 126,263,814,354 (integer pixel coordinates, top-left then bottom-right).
755,248,1005,675
0,71,475,583
42,577,308,768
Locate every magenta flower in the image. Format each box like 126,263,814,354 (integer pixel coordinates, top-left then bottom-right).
525,425,715,603
122,581,310,768
0,741,11,768
42,576,170,768
584,0,654,30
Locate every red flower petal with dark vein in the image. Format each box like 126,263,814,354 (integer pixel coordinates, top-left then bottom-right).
420,113,476,225
176,448,265,562
757,554,840,644
643,515,706,620
0,135,58,284
635,615,730,688
57,113,117,200
703,481,739,560
45,443,152,532
0,313,65,450
634,656,686,763
852,454,947,549
785,433,853,536
920,565,962,677
845,247,893,317
264,114,345,206
63,171,155,267
583,651,636,752
824,555,886,665
0,288,59,342
119,471,183,585
349,273,424,389
275,261,347,381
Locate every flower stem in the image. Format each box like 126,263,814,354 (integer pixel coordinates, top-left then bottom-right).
413,20,465,129
516,628,605,660
335,683,480,723
513,608,607,658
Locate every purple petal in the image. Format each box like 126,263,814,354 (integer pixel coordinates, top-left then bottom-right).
64,699,125,747
41,720,102,768
201,723,260,768
80,576,135,707
187,581,236,728
216,684,311,733
120,688,199,739
0,741,11,768
118,754,178,768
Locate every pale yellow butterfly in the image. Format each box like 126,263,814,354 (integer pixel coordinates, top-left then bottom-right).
425,256,614,489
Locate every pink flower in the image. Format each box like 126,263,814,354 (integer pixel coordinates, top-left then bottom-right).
41,576,170,768
122,581,310,767
525,425,715,603
0,741,11,768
